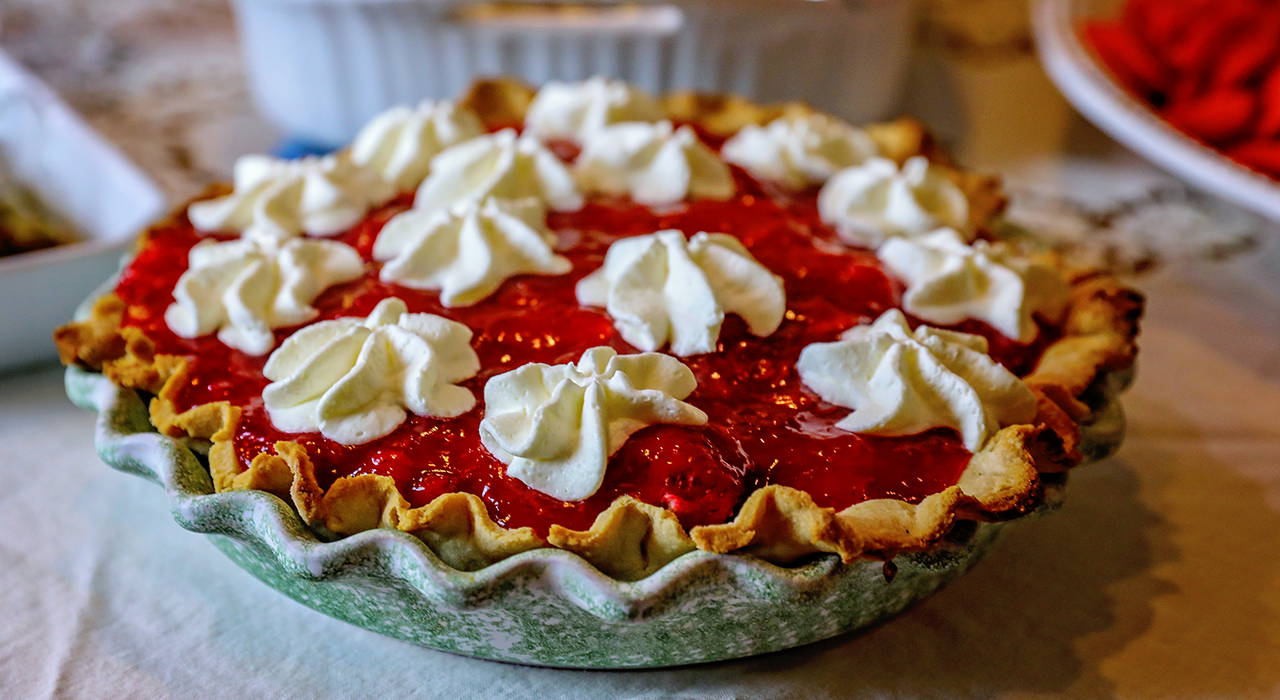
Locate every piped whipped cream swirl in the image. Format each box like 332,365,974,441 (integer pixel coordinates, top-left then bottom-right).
373,197,572,307
165,236,365,356
187,153,391,244
818,156,970,248
524,77,664,143
262,297,480,445
350,100,485,191
878,229,1070,342
414,129,583,213
575,121,735,206
576,230,786,357
721,113,877,190
796,309,1037,451
479,347,707,501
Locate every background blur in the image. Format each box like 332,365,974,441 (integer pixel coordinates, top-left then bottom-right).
1,0,1260,272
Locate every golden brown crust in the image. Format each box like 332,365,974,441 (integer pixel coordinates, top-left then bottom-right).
1026,273,1143,398
150,359,239,440
952,170,1009,233
865,117,953,166
460,78,537,130
690,486,850,563
662,91,808,137
55,294,128,367
54,79,1144,578
548,497,696,580
1026,389,1083,470
213,435,549,571
54,294,177,395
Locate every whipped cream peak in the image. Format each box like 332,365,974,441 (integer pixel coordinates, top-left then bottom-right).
796,309,1037,451
721,113,878,190
350,100,485,191
164,235,365,356
188,153,392,245
575,121,735,206
524,77,664,143
413,129,584,213
479,346,707,501
878,228,1070,342
818,156,970,248
261,297,481,445
576,229,786,357
373,197,572,307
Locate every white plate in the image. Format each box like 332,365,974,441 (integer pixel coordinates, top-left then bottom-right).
1032,0,1280,222
0,50,166,372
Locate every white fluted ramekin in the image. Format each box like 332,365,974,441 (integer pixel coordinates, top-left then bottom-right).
230,0,916,147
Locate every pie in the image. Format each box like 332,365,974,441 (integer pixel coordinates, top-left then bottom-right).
55,77,1143,581
0,172,77,258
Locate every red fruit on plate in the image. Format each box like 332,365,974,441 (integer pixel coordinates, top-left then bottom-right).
1228,140,1280,177
1085,22,1170,95
1258,67,1280,137
1163,88,1259,144
1125,0,1210,68
1162,8,1251,79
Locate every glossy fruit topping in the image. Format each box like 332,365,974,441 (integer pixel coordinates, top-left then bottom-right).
114,168,1044,536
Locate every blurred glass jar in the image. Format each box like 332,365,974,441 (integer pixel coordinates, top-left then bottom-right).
231,0,917,147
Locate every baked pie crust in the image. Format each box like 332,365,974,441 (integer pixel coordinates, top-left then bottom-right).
56,79,1142,581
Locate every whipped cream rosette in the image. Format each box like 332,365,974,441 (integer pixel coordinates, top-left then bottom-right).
374,197,572,307
413,129,583,213
187,153,392,244
575,121,735,206
818,156,969,248
164,235,365,356
721,113,877,190
350,100,485,191
524,77,663,143
796,309,1037,451
878,229,1070,342
576,229,786,357
261,297,480,445
479,347,707,501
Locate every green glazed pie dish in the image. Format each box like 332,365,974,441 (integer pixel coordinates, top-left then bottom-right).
63,359,1130,669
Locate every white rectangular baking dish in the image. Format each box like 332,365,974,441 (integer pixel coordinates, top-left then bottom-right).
0,49,166,373
231,0,917,147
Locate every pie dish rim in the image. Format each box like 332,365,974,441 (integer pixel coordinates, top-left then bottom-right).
61,357,1131,666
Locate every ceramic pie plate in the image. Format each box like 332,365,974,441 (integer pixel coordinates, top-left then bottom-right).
65,331,1131,668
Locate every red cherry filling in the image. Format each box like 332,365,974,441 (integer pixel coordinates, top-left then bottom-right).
605,426,749,528
112,164,1047,537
